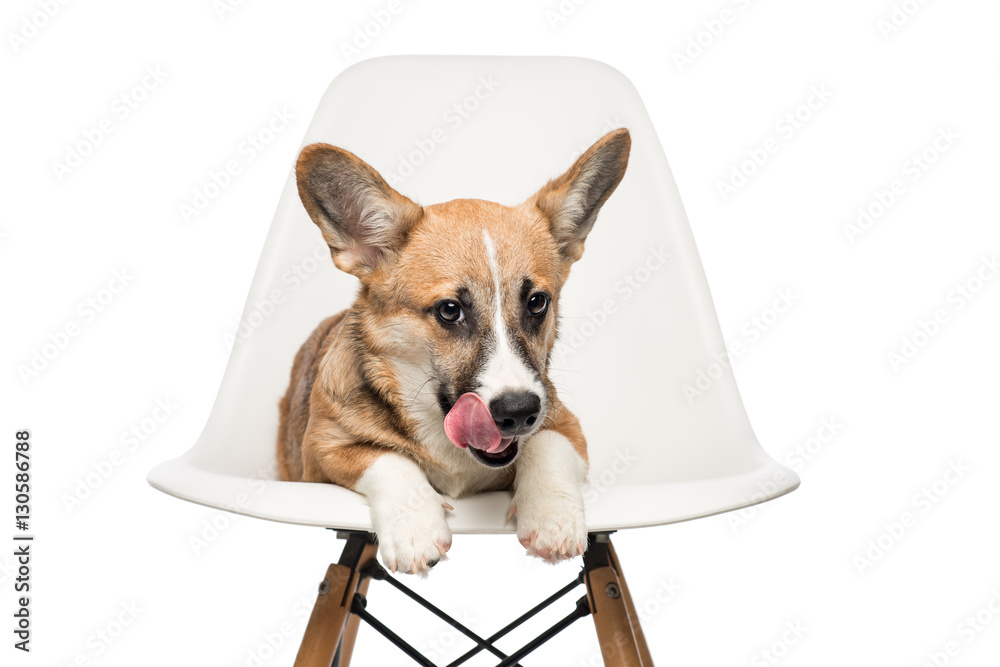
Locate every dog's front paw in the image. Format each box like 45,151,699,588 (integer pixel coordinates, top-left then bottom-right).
371,493,453,576
513,490,587,562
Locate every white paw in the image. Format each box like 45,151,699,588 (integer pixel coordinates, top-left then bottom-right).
356,454,453,576
510,430,589,562
370,492,453,576
512,490,587,562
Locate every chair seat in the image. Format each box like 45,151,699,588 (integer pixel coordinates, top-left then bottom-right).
148,56,799,533
148,452,795,533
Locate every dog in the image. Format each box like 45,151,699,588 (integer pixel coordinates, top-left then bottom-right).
277,129,630,574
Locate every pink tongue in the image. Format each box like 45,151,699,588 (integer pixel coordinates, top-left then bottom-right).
444,393,505,453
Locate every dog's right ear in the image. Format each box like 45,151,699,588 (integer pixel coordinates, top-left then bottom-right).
531,129,630,265
295,143,423,279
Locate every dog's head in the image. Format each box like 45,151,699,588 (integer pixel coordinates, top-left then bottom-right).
296,129,630,468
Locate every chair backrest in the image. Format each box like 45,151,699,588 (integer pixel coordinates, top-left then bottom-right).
185,56,794,502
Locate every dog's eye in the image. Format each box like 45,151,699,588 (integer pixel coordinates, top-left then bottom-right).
436,300,465,324
526,293,549,317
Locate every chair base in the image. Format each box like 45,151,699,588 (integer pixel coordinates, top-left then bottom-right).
292,531,654,667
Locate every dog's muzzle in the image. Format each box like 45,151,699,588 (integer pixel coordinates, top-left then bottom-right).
443,392,523,467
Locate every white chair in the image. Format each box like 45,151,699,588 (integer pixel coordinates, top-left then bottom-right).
149,56,799,667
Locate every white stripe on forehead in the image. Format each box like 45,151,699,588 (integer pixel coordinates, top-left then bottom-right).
477,230,544,405
482,230,504,328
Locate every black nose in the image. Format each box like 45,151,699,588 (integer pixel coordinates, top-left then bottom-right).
490,391,541,437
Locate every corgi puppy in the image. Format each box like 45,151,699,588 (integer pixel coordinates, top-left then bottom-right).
278,129,631,574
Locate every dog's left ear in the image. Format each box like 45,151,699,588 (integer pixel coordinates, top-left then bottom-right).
531,128,631,263
296,143,423,279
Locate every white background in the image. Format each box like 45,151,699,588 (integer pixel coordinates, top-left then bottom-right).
3,1,999,665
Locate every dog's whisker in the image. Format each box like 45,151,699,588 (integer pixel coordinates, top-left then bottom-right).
404,377,435,412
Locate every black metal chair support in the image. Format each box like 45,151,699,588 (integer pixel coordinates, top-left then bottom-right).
329,530,617,667
363,561,517,664
445,574,586,667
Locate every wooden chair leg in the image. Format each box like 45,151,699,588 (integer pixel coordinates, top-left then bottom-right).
606,540,655,666
336,566,373,666
584,534,655,666
293,533,378,667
